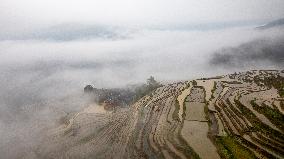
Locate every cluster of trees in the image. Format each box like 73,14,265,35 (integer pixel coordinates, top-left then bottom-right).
253,75,284,97
84,76,162,106
133,76,162,102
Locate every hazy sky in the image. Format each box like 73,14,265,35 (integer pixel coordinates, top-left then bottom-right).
1,0,284,32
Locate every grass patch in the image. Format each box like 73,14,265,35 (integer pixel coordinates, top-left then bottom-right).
216,135,257,159
167,134,201,159
250,100,284,131
166,123,201,159
221,81,243,84
210,81,217,101
192,80,197,86
234,99,284,141
253,74,284,97
279,89,284,97
172,99,181,122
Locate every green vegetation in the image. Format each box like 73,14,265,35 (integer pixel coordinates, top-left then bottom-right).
192,80,197,86
172,123,201,159
210,81,217,100
182,98,187,119
234,99,284,141
279,89,284,97
253,75,284,97
204,101,210,122
199,86,210,121
250,100,284,131
200,76,224,80
167,126,201,159
216,136,257,159
221,81,243,84
172,99,181,122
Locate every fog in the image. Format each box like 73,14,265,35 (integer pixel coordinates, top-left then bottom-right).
1,24,284,158
210,36,284,68
0,0,284,158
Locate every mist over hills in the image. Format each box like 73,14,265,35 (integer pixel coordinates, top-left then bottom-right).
256,18,284,29
210,37,284,67
0,3,283,157
0,24,131,41
21,70,284,159
209,18,284,68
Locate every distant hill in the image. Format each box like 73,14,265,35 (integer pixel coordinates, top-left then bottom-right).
256,18,284,29
0,23,131,41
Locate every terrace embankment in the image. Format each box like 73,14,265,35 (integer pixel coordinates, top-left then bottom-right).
35,70,284,159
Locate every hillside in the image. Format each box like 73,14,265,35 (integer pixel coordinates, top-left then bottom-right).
256,18,284,29
35,70,284,159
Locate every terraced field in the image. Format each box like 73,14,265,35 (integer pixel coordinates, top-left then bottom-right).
36,70,284,159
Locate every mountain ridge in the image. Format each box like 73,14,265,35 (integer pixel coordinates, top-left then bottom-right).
256,18,284,29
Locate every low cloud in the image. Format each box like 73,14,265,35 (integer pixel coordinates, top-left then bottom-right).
0,24,283,158
0,24,132,41
210,36,284,68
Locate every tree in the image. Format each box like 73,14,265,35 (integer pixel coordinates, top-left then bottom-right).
147,76,161,89
133,76,162,102
84,85,94,93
